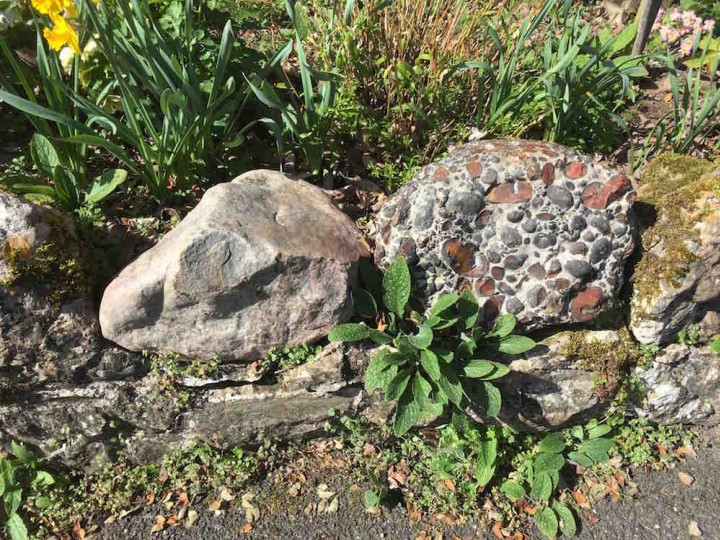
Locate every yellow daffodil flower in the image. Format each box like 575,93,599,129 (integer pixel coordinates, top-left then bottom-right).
31,0,64,15
43,14,81,53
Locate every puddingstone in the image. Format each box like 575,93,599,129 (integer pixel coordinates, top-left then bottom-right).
375,139,636,328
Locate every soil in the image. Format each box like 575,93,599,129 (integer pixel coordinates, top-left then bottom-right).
99,427,720,540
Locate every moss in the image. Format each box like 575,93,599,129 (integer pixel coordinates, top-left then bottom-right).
559,328,641,400
149,352,221,405
1,232,90,306
633,154,720,309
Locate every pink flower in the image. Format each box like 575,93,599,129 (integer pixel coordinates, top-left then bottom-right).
670,8,682,21
679,37,694,56
659,26,670,42
668,28,681,43
703,19,715,32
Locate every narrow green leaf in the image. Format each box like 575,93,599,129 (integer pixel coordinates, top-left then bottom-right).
85,169,128,206
382,257,411,316
438,366,463,406
473,381,502,417
567,451,594,467
352,288,377,318
385,369,412,401
586,424,611,439
10,442,33,465
487,313,516,338
30,134,59,177
4,486,22,516
429,293,460,317
368,329,392,345
464,359,495,379
359,259,383,304
412,372,432,411
364,350,401,394
393,388,420,436
535,507,559,539
5,513,28,540
457,291,479,329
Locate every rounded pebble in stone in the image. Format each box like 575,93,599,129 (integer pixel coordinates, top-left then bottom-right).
566,260,593,278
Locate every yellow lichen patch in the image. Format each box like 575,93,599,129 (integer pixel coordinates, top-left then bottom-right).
633,154,719,309
559,328,641,400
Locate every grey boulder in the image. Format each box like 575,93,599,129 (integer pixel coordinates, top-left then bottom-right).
99,170,369,361
635,344,720,425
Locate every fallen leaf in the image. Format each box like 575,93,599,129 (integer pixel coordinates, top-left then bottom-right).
442,479,456,492
571,490,588,506
220,487,235,501
663,92,673,102
363,443,377,457
326,496,339,514
166,514,178,526
492,521,504,540
288,482,302,497
150,515,165,534
675,446,697,460
208,498,223,511
415,532,430,540
184,510,199,529
242,523,253,533
144,492,155,506
72,520,86,539
688,521,702,537
678,472,694,486
178,492,190,507
317,483,336,499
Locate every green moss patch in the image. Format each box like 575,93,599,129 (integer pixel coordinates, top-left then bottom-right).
633,154,719,308
1,233,90,306
559,328,641,400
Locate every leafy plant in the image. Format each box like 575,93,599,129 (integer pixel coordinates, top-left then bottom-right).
0,0,256,200
248,0,340,177
678,324,701,346
501,420,614,538
1,442,56,540
431,413,500,494
464,0,645,151
329,258,535,436
1,133,127,211
710,337,720,354
636,39,720,165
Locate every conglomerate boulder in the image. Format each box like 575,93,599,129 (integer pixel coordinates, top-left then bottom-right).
374,139,637,329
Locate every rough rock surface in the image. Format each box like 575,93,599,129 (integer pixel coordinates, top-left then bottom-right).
100,170,369,361
0,191,100,383
635,344,720,425
494,330,618,431
630,156,720,344
0,344,368,470
374,139,636,328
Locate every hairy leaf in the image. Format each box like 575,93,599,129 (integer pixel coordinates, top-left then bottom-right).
538,433,566,454
535,507,559,539
497,335,536,355
531,471,553,501
385,369,412,401
419,349,441,381
329,323,369,342
501,480,526,500
383,257,411,316
553,502,577,537
409,324,433,350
